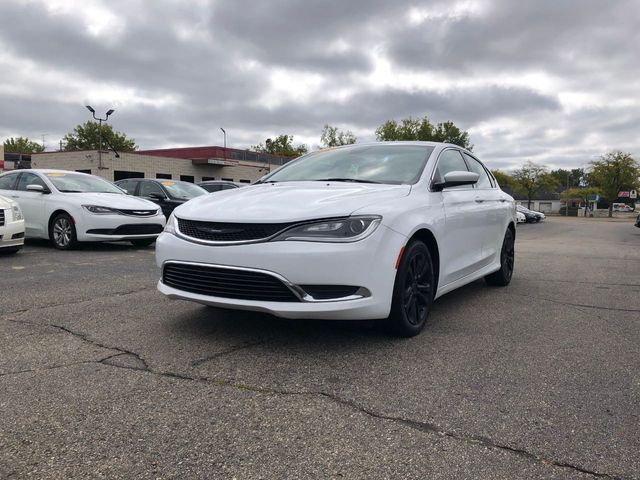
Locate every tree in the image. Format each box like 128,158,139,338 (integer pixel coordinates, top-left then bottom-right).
320,124,356,147
511,161,559,209
588,151,640,217
549,168,585,188
3,136,45,154
252,134,308,157
560,187,601,216
491,169,517,191
375,116,472,150
62,121,137,151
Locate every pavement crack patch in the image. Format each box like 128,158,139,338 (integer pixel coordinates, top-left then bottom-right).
0,287,152,318
191,338,272,366
0,360,97,377
510,292,640,314
96,361,628,480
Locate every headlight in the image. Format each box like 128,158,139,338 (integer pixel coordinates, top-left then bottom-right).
164,213,177,235
273,215,381,242
12,204,23,221
83,205,119,214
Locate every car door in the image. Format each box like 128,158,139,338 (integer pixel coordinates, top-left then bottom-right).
12,172,48,237
139,181,173,217
0,172,20,198
432,148,486,286
463,152,508,264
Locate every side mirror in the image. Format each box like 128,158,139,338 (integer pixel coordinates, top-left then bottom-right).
432,171,479,191
147,192,166,201
26,184,49,194
116,186,129,194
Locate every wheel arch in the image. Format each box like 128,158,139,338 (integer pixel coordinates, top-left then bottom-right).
406,228,440,293
48,209,74,237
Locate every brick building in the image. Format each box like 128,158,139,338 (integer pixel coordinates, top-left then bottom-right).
30,146,292,184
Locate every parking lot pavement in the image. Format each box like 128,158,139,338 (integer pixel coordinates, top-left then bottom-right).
1,217,639,479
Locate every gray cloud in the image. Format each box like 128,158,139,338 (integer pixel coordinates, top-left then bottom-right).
0,0,638,169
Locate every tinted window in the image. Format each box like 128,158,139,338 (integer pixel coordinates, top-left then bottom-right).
139,181,165,198
221,184,238,190
463,153,493,189
16,172,47,191
0,173,20,190
201,184,221,192
116,180,137,194
433,149,468,184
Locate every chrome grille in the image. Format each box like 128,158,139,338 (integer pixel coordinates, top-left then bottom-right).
0,209,5,227
176,218,296,242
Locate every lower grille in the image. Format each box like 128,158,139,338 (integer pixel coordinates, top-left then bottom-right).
0,209,5,227
176,218,296,242
86,224,164,235
162,263,299,302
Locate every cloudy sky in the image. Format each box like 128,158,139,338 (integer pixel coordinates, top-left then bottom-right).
1,0,638,170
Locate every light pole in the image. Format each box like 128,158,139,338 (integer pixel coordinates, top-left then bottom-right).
86,105,114,170
565,172,571,216
220,127,226,161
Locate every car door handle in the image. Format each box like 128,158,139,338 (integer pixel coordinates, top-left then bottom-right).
475,198,484,203
499,198,507,202
10,195,19,198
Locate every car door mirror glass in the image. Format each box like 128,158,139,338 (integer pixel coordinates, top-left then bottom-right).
433,171,479,191
147,192,166,201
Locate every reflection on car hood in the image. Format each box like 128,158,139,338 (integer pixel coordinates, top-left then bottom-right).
67,192,159,210
174,182,412,222
0,194,17,209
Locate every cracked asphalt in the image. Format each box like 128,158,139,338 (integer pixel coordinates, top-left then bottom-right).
1,217,639,479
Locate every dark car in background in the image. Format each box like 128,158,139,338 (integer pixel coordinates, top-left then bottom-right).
115,179,207,218
197,180,245,193
517,205,543,223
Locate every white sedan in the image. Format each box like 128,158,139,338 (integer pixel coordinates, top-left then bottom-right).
0,194,25,254
0,169,165,249
156,142,516,337
516,211,527,223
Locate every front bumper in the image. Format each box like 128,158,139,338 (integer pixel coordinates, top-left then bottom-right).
155,225,407,320
77,211,166,242
0,219,25,249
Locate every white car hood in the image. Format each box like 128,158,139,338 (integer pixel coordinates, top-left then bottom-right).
68,192,159,210
175,182,412,223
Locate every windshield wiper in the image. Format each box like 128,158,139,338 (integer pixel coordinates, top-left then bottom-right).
315,178,381,184
58,189,83,193
253,180,278,185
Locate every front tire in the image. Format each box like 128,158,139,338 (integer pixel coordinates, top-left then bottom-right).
50,213,78,250
130,239,155,247
485,228,515,286
383,241,435,337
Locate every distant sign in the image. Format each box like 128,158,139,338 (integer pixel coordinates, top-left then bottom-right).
618,191,630,197
631,190,637,199
207,159,236,166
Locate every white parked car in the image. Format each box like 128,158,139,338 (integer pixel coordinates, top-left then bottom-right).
0,194,25,254
156,142,516,337
516,211,527,223
0,170,166,249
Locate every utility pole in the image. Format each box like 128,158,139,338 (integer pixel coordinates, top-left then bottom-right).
220,127,227,162
85,106,114,170
565,173,571,216
41,134,49,151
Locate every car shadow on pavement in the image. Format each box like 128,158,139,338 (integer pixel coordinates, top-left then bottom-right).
24,238,154,251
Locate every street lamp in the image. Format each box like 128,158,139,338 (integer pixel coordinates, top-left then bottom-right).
85,105,114,169
220,127,226,148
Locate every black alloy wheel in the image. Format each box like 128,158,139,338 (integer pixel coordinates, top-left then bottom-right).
485,228,515,286
50,213,78,250
385,241,435,337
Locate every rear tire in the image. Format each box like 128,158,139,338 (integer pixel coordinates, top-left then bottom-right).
130,239,155,247
485,228,515,286
50,213,78,250
383,241,435,337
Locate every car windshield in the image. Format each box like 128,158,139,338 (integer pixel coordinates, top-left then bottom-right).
160,181,207,199
46,173,124,194
262,145,435,185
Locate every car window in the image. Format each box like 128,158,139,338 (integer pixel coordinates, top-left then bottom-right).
201,184,221,192
116,179,137,194
221,184,237,190
16,172,47,191
433,149,469,184
139,181,165,198
463,153,493,189
0,173,20,190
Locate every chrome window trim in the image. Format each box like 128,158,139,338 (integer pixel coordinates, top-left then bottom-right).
161,260,371,303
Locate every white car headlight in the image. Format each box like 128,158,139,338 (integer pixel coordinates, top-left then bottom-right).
83,205,119,214
12,204,24,221
164,213,177,235
273,215,381,242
